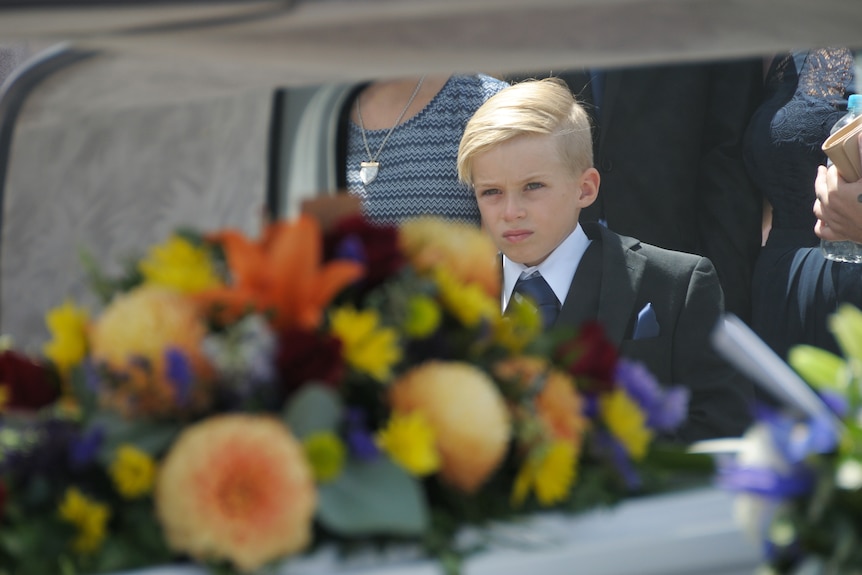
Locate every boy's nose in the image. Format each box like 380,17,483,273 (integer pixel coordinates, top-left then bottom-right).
502,194,525,221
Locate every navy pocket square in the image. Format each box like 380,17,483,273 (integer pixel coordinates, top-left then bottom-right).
632,302,660,339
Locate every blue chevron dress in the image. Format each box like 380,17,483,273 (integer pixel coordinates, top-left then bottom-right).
345,74,509,226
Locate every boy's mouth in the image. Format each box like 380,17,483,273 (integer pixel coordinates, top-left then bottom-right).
502,230,532,242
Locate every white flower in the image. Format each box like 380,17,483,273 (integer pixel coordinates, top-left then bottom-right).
732,424,791,545
836,458,862,490
202,314,277,392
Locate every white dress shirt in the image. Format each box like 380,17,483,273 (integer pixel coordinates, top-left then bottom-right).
501,225,591,311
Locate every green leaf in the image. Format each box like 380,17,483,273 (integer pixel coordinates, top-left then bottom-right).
829,304,862,363
78,247,116,305
88,411,180,464
283,384,342,439
78,248,143,305
317,458,428,536
788,345,847,390
68,364,98,417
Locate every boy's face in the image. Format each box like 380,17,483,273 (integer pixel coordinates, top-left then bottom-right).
471,133,598,267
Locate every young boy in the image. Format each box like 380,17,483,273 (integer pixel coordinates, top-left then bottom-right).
457,78,753,442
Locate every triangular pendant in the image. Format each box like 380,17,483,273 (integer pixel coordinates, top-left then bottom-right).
359,161,379,185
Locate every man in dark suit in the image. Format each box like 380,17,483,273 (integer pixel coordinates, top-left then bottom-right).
519,61,763,324
457,78,754,442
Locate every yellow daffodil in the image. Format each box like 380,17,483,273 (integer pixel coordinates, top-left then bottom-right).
58,487,111,554
512,440,577,507
110,444,156,499
494,297,542,353
600,389,653,461
399,217,501,299
376,411,440,476
329,307,401,382
403,295,441,339
302,431,346,483
434,269,499,329
42,301,89,378
139,234,222,294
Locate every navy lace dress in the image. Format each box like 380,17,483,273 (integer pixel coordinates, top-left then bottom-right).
746,49,859,360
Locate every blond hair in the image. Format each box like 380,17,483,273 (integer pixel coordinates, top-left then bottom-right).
457,78,593,186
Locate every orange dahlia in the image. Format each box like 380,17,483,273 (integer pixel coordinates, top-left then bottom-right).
398,217,500,299
156,414,317,573
89,285,213,417
494,356,588,448
389,361,510,493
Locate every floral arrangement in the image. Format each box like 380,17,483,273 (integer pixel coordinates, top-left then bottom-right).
716,304,862,574
0,213,693,575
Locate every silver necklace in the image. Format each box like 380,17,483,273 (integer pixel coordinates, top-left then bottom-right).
356,76,425,185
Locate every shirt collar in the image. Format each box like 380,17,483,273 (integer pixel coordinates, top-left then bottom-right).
502,224,591,310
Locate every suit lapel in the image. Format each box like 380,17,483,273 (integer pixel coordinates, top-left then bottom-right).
558,223,645,345
557,239,602,331
595,225,645,345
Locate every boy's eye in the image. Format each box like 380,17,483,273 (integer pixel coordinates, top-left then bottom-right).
478,188,500,197
525,182,544,191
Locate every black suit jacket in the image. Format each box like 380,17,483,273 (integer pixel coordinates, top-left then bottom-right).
558,61,763,323
556,223,754,443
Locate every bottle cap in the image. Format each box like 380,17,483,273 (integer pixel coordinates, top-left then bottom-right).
849,94,862,111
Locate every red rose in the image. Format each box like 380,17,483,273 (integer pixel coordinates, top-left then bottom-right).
0,350,60,411
325,215,405,291
555,321,618,393
275,328,345,398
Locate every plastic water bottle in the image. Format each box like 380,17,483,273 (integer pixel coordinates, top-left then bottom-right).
821,94,862,263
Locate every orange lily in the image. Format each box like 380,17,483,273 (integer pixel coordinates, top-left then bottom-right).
197,215,364,331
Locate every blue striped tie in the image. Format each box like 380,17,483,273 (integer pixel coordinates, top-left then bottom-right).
512,272,560,330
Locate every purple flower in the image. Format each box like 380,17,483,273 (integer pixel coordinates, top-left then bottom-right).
717,462,814,498
774,417,837,465
595,430,641,490
583,394,599,419
651,386,690,431
69,425,104,469
615,360,660,408
755,404,838,464
615,359,688,432
164,348,192,406
83,358,101,393
345,408,379,461
819,390,848,418
334,234,367,264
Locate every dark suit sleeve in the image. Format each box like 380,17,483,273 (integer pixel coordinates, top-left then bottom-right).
672,257,755,442
695,59,763,323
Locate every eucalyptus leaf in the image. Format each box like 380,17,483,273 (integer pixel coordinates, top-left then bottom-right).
88,411,181,464
68,363,99,416
788,345,847,391
318,458,428,536
283,384,342,438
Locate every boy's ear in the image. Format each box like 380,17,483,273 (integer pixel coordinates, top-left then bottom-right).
577,167,600,207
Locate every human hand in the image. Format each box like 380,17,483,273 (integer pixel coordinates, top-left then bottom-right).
814,133,862,243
